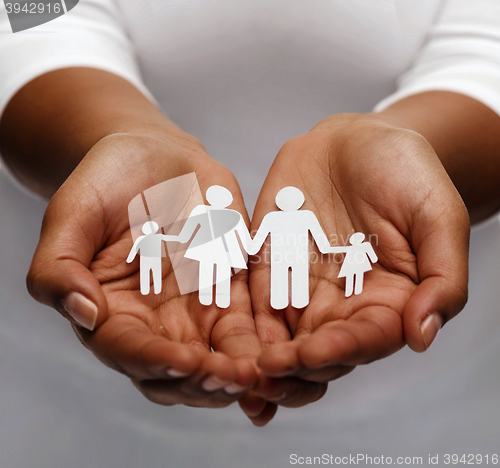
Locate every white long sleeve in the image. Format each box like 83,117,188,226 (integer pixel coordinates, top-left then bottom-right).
0,0,150,119
375,0,500,115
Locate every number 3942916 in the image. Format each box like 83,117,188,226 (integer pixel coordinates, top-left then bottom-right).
5,3,63,14
444,454,499,465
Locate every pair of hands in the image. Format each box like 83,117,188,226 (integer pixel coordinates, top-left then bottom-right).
26,112,469,426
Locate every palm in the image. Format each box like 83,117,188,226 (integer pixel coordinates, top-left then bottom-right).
251,114,469,387
41,131,262,407
90,231,256,406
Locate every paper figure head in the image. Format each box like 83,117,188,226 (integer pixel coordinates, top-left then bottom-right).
142,221,159,235
206,185,233,209
275,187,305,212
349,232,365,245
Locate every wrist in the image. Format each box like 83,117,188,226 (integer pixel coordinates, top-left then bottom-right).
375,92,500,223
102,123,207,156
0,68,206,197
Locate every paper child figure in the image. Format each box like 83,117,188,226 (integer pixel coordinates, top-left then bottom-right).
127,221,177,295
249,186,330,309
334,232,378,297
174,185,251,308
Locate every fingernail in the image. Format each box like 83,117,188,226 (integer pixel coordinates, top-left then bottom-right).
166,368,191,378
421,313,443,350
224,383,248,395
268,391,287,403
201,375,232,392
63,292,98,331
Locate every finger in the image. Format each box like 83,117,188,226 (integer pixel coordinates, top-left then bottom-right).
252,298,293,348
259,340,356,382
257,339,305,377
239,394,278,427
26,193,108,330
132,378,239,408
403,193,469,352
297,306,404,368
253,375,327,408
133,351,247,407
197,350,241,392
84,314,249,402
80,314,202,380
292,364,355,383
211,280,262,391
250,261,293,348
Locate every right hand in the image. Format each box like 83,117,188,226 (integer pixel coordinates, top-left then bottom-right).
26,127,274,416
248,113,469,407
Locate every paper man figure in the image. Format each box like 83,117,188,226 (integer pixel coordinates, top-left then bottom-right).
249,186,330,309
127,221,177,295
328,232,378,297
174,185,251,308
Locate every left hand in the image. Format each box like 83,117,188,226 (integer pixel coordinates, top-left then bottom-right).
26,128,272,415
249,113,469,406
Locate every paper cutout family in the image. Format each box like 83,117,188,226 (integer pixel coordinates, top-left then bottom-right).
127,186,378,308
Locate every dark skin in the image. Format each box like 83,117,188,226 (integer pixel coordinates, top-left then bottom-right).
250,113,468,402
1,67,500,423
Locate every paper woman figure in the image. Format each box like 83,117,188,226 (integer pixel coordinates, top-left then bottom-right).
175,185,251,308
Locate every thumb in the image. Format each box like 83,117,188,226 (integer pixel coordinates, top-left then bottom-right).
402,197,469,352
27,193,108,331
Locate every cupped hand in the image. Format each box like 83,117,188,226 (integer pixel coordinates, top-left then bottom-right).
26,128,275,415
249,113,469,405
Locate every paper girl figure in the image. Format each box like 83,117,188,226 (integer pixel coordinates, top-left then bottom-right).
174,185,251,308
127,221,177,295
333,232,378,297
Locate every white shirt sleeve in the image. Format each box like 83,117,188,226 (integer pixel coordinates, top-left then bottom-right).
0,0,153,196
0,0,152,120
375,0,500,116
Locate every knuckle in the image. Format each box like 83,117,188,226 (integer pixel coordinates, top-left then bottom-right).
25,265,44,302
451,283,468,318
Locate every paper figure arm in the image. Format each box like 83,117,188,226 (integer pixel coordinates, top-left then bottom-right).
323,245,349,254
126,235,144,263
234,218,253,254
308,212,336,254
158,234,179,243
366,242,378,264
247,217,271,255
175,209,203,243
